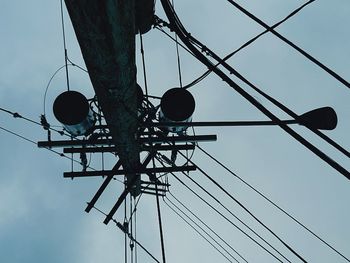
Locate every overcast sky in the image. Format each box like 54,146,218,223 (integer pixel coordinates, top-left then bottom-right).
0,1,349,263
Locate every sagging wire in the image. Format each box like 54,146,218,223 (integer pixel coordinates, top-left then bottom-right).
165,194,242,263
158,2,350,164
155,155,288,262
167,191,248,263
173,0,317,90
175,150,307,262
0,106,125,183
91,205,161,263
0,106,66,138
158,3,350,163
196,144,350,262
163,197,236,263
43,62,87,118
224,0,350,90
160,0,350,179
0,124,97,171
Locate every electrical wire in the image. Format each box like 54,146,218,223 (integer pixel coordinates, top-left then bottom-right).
152,157,167,263
179,0,316,90
59,0,70,91
134,197,138,263
0,124,95,169
91,205,161,263
168,191,248,263
196,144,350,262
163,197,235,263
155,26,195,58
153,132,298,262
130,195,134,263
0,106,69,138
161,166,290,262
124,177,128,263
43,61,88,116
43,63,71,116
139,33,149,96
157,14,350,161
155,156,287,263
160,0,350,180
171,0,183,88
224,0,350,90
0,105,127,185
166,194,243,263
175,150,308,263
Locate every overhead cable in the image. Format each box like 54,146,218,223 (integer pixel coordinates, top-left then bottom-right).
176,150,308,263
197,144,350,262
171,0,183,88
157,15,350,160
139,33,149,96
181,0,317,90
159,0,350,180
0,124,92,169
156,157,288,263
163,197,236,263
224,0,350,90
0,106,66,137
168,192,248,263
91,206,161,263
154,159,167,263
59,0,70,91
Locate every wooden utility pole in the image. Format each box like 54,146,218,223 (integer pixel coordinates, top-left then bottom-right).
64,0,140,194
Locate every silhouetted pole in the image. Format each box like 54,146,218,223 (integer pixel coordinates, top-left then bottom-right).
64,0,141,195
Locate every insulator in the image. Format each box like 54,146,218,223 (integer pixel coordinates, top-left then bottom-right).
53,91,96,136
160,88,195,133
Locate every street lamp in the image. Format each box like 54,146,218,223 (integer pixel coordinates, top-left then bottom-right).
148,107,337,131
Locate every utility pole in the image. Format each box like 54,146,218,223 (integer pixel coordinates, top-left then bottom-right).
64,0,140,194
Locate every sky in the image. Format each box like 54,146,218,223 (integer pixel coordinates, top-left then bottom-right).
0,0,349,262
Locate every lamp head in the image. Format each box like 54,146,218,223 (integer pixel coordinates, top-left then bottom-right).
299,107,337,130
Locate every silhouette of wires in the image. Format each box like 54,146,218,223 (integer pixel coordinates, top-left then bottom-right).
196,144,350,262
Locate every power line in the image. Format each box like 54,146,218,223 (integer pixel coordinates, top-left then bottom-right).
163,197,236,263
156,159,290,262
157,12,350,165
166,197,240,262
176,151,308,263
91,206,161,263
0,106,67,137
59,0,70,91
196,144,350,262
0,105,127,184
178,171,292,262
181,0,316,90
160,0,350,179
139,33,149,96
0,124,88,168
224,0,350,90
154,171,167,263
155,25,196,59
171,0,183,88
168,192,248,263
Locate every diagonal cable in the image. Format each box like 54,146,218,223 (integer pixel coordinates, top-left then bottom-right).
196,144,350,262
224,0,350,90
